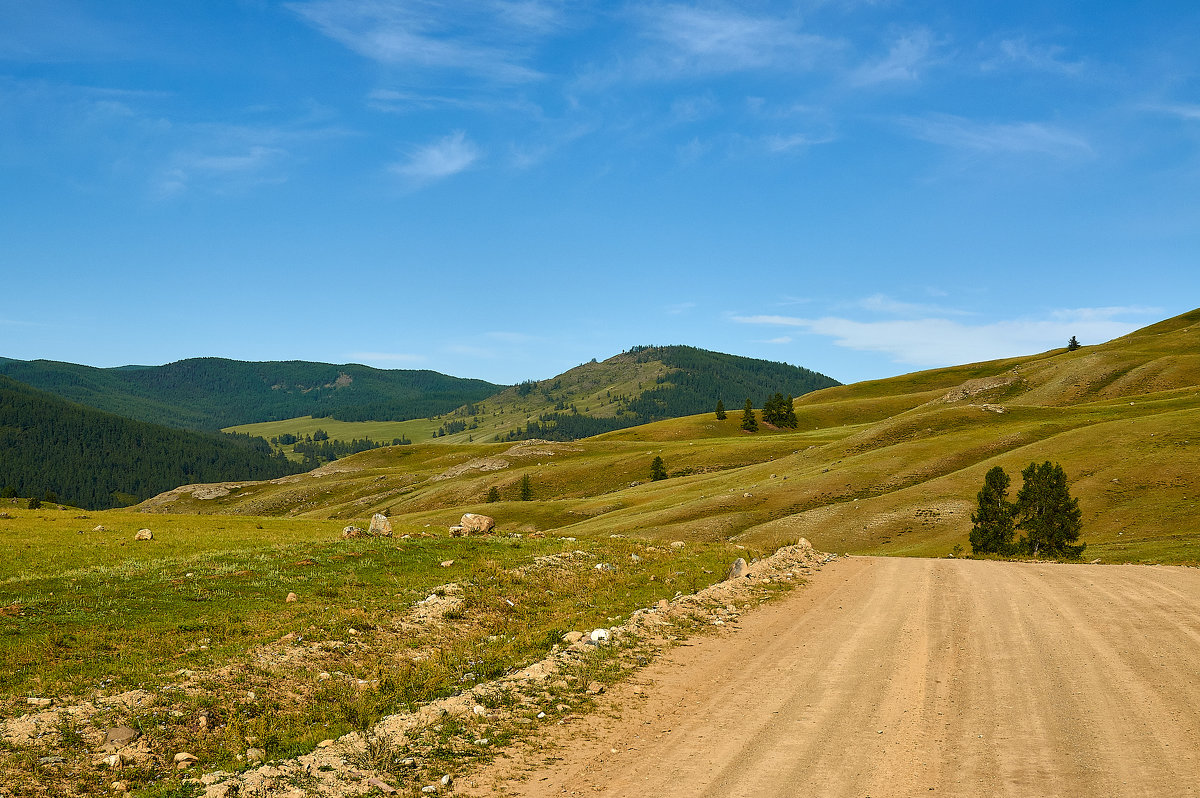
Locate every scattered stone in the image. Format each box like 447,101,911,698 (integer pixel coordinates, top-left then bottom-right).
92,524,106,532
318,672,331,680
285,592,297,603
724,558,750,581
134,529,153,541
102,726,138,752
448,526,465,536
368,513,393,537
630,553,642,563
473,704,488,716
670,541,686,549
743,492,753,498
174,752,198,769
341,525,366,539
440,560,454,568
421,786,438,795
590,628,610,644
585,681,606,695
26,697,53,708
594,562,616,572
367,778,398,794
1090,558,1102,564
317,739,335,748
537,712,546,719
0,512,10,519
38,756,66,765
99,754,122,770
246,748,265,763
562,631,584,644
441,774,453,787
459,513,496,534
110,781,129,793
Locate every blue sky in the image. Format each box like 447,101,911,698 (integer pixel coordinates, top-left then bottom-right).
2,1,1198,386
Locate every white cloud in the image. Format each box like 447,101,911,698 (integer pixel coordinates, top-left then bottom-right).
901,114,1093,158
391,131,481,182
857,293,971,316
850,28,935,85
625,4,839,80
666,302,696,315
982,37,1085,76
287,0,562,83
731,307,1158,368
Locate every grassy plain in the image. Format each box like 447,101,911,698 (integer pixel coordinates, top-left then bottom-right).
0,501,751,795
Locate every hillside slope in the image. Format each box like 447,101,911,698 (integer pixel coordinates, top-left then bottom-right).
229,345,840,446
0,357,502,430
144,309,1200,565
0,375,304,509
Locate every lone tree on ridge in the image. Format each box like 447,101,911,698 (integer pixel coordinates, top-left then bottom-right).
715,399,726,420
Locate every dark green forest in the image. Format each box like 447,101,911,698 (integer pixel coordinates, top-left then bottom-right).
0,357,502,431
0,376,304,510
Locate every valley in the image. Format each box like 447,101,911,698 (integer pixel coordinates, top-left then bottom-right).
1,310,1199,796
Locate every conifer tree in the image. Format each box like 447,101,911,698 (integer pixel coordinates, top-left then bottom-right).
715,400,726,420
1067,335,1081,351
486,486,501,503
782,395,798,428
969,466,1016,555
741,398,758,432
650,455,668,481
1015,461,1085,558
519,473,533,501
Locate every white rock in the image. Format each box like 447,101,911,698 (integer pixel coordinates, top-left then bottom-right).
134,529,153,541
285,592,297,603
460,513,496,534
590,628,610,644
368,513,393,537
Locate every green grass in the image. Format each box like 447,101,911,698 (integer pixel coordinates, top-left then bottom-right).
0,503,749,795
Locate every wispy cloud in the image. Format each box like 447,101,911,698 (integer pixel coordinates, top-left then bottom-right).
850,28,935,85
623,4,839,80
287,0,562,83
982,37,1085,76
900,114,1093,158
1147,104,1200,122
390,130,482,182
731,306,1157,367
857,293,971,316
666,302,696,315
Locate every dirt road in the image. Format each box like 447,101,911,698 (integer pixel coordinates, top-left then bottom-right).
463,557,1200,797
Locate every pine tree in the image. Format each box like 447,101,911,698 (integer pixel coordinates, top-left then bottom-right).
650,455,668,481
715,400,726,420
486,486,501,503
1067,335,1081,351
1015,461,1085,558
782,395,798,428
519,473,533,501
969,466,1016,555
741,398,758,432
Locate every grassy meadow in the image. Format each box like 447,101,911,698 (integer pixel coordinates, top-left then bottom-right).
0,501,752,795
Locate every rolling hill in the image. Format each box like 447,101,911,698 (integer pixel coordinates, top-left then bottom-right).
145,309,1200,566
228,345,841,447
0,357,503,431
0,375,305,509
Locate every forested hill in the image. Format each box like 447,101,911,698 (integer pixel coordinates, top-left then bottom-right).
483,345,841,442
0,375,306,510
0,357,502,431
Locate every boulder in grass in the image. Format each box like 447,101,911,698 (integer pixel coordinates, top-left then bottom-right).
459,513,495,534
134,529,153,541
341,525,367,539
724,557,750,580
368,513,393,537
